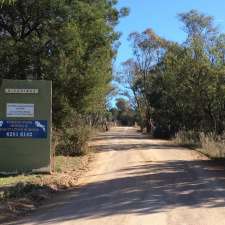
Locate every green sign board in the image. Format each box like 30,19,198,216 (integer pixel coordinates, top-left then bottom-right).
0,79,52,173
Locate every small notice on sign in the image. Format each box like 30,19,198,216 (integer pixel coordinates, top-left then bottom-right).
6,103,34,118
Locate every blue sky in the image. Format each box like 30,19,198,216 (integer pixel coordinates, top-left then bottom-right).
115,0,225,67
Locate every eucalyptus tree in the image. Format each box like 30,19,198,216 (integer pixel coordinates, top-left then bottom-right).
122,10,225,136
0,0,128,129
128,29,168,132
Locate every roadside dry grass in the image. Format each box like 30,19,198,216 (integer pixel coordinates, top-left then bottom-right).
0,154,94,223
174,131,225,159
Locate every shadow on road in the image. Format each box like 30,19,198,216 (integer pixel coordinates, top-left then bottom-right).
92,130,181,152
94,143,182,152
13,128,225,225
15,161,225,225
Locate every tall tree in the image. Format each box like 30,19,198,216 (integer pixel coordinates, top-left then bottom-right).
121,10,225,136
0,0,128,128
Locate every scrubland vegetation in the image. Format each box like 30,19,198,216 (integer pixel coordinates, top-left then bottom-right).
175,131,225,158
118,10,225,158
1,1,225,223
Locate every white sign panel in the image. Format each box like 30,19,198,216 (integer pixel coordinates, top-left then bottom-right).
6,104,34,118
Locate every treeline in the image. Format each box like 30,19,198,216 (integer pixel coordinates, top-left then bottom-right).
110,98,136,126
121,10,225,140
0,0,128,155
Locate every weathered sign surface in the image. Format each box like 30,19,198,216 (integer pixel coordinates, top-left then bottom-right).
0,79,52,173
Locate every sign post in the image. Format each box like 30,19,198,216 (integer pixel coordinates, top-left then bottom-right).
0,79,52,173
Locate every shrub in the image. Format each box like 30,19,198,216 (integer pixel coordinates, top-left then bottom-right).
56,125,92,156
153,126,171,139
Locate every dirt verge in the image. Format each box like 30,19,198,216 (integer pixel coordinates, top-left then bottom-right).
0,153,94,224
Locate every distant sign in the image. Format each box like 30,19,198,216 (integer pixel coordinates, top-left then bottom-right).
7,103,34,118
5,89,39,94
0,120,47,138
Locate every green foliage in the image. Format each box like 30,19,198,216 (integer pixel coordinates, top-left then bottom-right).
111,98,136,126
0,1,128,153
56,125,92,156
0,0,127,127
122,10,225,137
55,115,93,156
0,0,16,5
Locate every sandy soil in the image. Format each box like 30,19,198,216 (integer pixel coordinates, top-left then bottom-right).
7,127,225,225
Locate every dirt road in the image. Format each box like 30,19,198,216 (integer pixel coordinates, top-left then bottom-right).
11,127,225,225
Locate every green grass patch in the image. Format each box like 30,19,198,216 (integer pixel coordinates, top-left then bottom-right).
0,175,37,187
